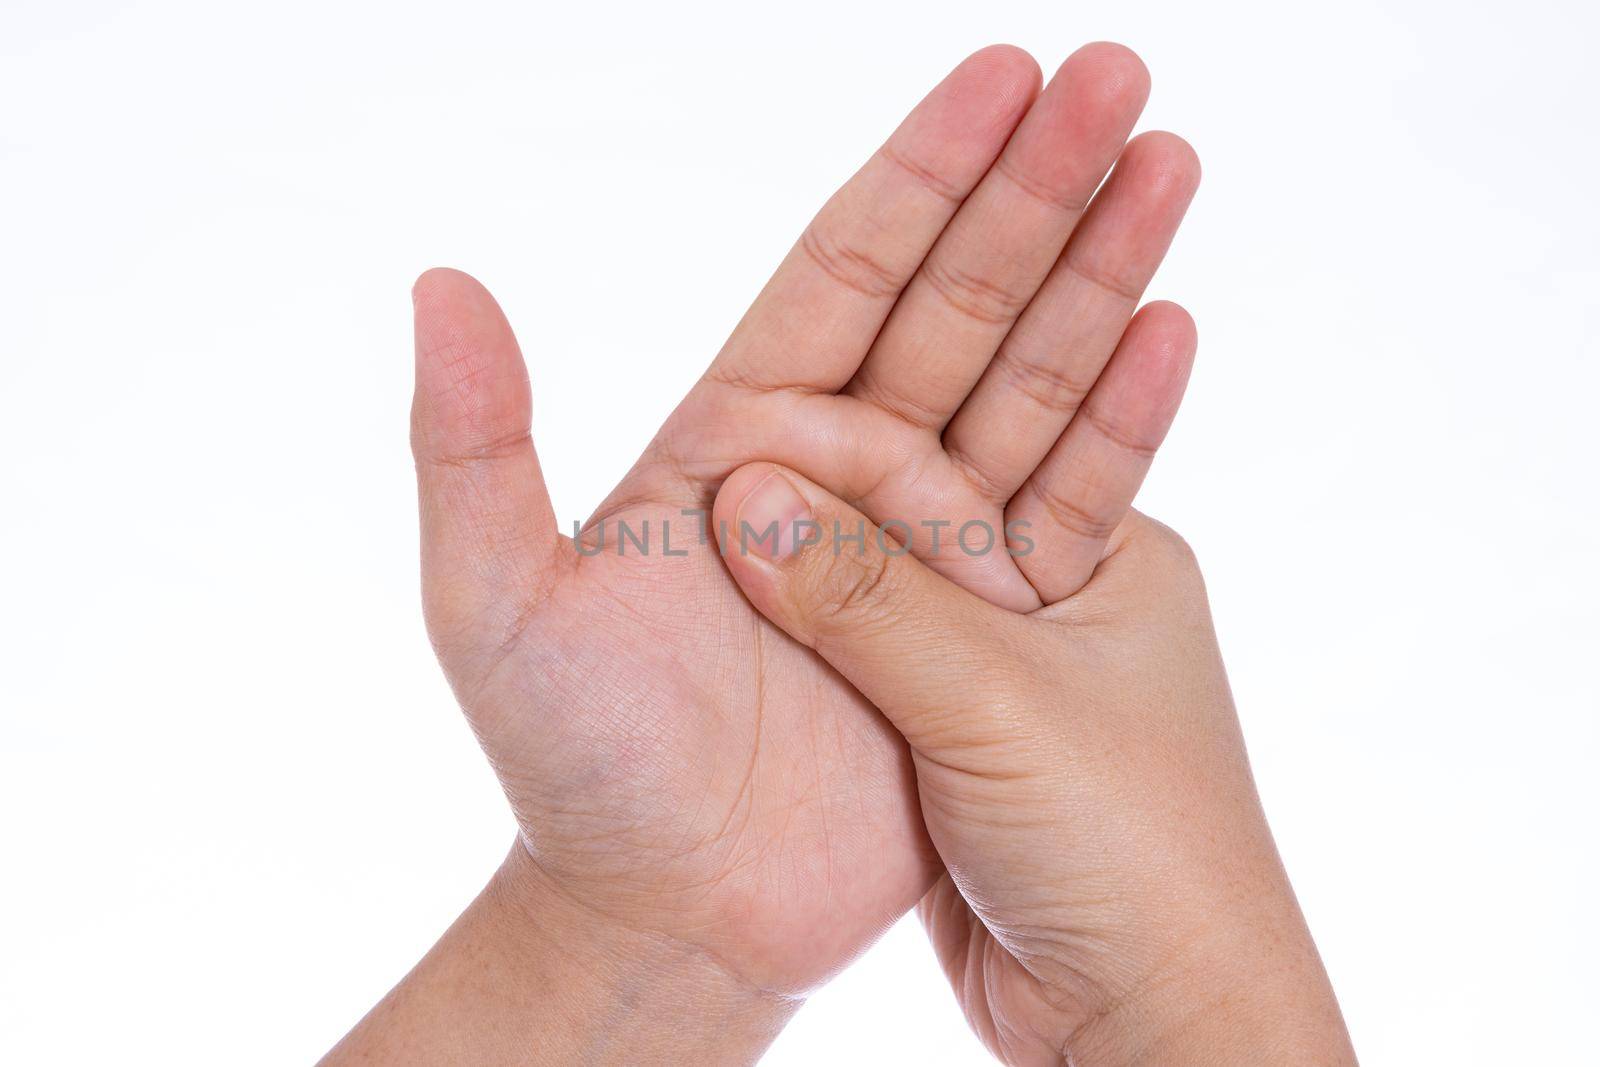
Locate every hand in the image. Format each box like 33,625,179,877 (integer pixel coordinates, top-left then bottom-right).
334,41,1201,1062
715,476,1357,1064
413,43,1190,986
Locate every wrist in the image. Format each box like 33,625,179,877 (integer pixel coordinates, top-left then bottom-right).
323,839,799,1065
487,839,801,1063
1059,898,1355,1067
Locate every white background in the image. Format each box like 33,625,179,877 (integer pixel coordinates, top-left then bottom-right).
3,0,1597,1062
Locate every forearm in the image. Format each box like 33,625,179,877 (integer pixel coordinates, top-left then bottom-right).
321,841,799,1065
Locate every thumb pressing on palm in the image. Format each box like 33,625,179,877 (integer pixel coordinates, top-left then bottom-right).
713,461,1356,1066
712,462,1041,775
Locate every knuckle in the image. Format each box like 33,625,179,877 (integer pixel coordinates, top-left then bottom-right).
1138,517,1203,581
991,343,1096,418
944,445,1012,505
880,142,966,204
921,256,1031,325
1029,480,1123,543
799,221,902,299
994,156,1091,214
802,541,900,636
1062,253,1145,304
853,367,954,428
1077,400,1160,458
1154,523,1198,566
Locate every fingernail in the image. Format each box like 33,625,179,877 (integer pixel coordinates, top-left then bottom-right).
736,471,812,560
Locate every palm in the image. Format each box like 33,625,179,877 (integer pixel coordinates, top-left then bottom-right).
466,493,930,990
410,43,1198,995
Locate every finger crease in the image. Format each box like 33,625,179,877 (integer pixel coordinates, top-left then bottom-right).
880,143,966,204
1078,402,1160,458
943,446,1014,506
1063,256,1145,303
994,157,1091,215
921,258,1032,326
414,429,534,471
799,224,902,299
852,370,951,430
1025,480,1121,542
991,345,1096,417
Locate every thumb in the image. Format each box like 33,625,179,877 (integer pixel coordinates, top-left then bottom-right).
714,462,1030,761
411,268,563,680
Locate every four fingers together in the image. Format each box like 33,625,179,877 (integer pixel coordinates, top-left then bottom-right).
724,42,1199,613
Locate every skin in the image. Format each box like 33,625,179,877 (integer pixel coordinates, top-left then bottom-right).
716,475,1357,1065
324,41,1351,1065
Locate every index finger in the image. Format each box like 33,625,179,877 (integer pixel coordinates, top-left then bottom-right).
703,45,1040,394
